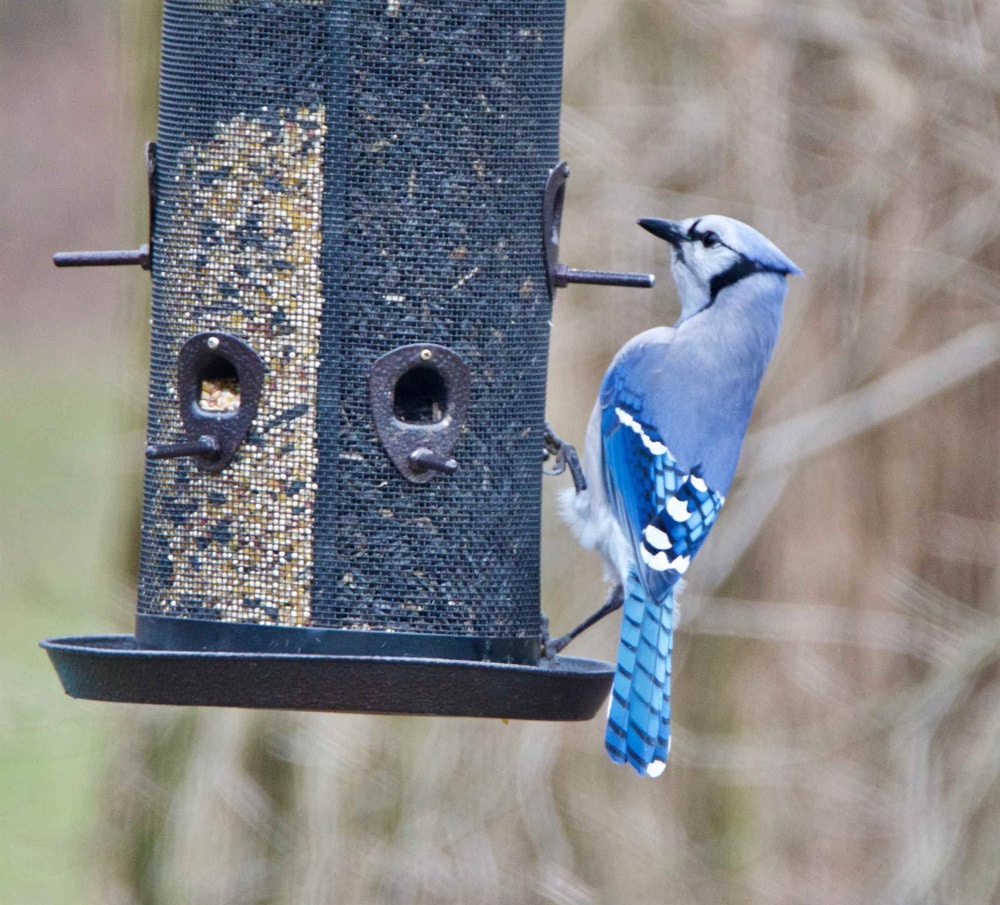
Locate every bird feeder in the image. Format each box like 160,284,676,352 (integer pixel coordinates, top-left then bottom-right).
44,0,652,720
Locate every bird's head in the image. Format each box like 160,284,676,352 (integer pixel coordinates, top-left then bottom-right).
638,215,802,321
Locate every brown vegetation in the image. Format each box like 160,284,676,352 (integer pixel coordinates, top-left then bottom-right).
5,1,1000,902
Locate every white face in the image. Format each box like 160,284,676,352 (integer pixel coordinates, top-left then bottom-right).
669,218,742,317
639,213,799,321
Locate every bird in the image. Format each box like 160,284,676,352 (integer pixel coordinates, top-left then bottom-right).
560,214,802,777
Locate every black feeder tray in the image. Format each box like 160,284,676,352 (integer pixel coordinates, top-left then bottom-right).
41,636,612,720
44,0,659,721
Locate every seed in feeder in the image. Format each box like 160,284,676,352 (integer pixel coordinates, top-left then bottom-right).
151,105,326,625
200,377,241,412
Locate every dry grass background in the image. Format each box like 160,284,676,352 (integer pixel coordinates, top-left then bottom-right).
4,1,1000,903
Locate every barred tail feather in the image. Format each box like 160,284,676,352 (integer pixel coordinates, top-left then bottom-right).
605,570,673,777
605,573,643,765
652,623,673,767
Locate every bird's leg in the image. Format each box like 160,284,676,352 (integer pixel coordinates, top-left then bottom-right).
542,422,587,493
545,583,624,655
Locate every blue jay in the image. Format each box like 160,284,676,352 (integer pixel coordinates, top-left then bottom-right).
560,215,801,777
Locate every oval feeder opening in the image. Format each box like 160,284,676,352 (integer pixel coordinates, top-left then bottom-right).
393,363,448,425
143,332,265,473
370,343,471,484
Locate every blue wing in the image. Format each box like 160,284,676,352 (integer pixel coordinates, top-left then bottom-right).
600,396,724,602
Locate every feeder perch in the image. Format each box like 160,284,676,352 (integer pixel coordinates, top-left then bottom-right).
44,0,652,720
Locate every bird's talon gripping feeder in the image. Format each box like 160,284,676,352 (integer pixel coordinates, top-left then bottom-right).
43,0,628,720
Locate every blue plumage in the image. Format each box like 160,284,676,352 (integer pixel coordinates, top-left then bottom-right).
562,214,800,776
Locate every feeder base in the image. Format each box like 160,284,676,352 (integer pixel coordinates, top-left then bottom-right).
41,635,613,721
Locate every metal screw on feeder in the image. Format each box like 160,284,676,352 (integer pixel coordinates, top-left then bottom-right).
145,435,220,463
409,448,459,476
553,264,654,289
43,0,620,720
53,246,152,270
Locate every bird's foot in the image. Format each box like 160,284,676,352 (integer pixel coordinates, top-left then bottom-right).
542,422,587,492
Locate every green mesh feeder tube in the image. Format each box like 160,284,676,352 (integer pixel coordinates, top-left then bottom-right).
43,0,617,719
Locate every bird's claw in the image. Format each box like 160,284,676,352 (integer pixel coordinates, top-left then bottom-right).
542,422,587,492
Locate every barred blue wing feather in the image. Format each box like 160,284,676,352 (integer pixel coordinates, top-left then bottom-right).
599,403,685,559
640,465,724,575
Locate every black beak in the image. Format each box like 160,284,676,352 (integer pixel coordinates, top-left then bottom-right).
637,218,686,248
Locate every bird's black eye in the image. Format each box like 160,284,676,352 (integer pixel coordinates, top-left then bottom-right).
701,231,721,248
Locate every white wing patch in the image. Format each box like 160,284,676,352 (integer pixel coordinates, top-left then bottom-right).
665,496,691,522
615,407,669,456
640,549,669,570
642,524,672,551
640,547,690,574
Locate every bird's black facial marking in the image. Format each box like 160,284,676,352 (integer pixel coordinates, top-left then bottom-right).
687,221,725,251
708,257,767,302
679,220,788,306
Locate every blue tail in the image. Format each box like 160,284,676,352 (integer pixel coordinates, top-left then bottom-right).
605,569,673,777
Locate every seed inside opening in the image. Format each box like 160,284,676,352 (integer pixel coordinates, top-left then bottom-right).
198,356,241,413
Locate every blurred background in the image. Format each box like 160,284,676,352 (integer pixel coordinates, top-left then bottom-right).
3,0,1000,902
